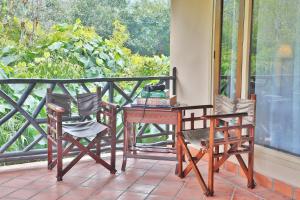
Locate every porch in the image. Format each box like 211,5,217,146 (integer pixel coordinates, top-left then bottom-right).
0,0,300,199
0,155,288,200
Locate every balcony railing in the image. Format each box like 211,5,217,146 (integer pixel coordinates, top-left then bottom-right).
0,68,176,163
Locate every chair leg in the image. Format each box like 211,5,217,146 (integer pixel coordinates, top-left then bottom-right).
111,129,116,172
56,137,63,181
47,137,53,170
65,135,117,174
248,140,255,189
208,147,214,196
177,132,210,196
182,150,205,177
214,146,220,173
122,122,129,171
176,134,183,178
96,135,101,158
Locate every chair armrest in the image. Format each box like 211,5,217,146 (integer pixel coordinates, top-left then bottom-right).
204,112,248,119
47,103,65,113
215,124,254,132
99,101,120,109
172,105,213,111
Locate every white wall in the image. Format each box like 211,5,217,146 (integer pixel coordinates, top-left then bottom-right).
171,0,214,105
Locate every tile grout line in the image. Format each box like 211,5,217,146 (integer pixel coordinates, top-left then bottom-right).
1,172,55,200
219,174,267,199
172,179,187,200
34,164,96,200
140,160,172,200
82,162,130,200
92,159,159,200
230,187,236,200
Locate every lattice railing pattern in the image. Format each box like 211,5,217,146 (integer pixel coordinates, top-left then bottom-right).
0,68,176,163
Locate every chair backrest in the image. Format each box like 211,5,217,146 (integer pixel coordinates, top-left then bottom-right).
236,95,256,125
77,87,101,116
47,89,71,117
46,87,101,117
215,95,235,114
215,94,256,125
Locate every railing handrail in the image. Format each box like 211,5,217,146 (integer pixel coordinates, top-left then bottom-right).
0,67,177,163
0,75,175,84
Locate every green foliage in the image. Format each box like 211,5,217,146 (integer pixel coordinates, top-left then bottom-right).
38,0,170,56
0,16,170,152
123,0,170,56
0,19,169,79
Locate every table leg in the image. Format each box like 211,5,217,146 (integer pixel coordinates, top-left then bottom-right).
121,121,129,171
176,111,183,177
132,123,137,155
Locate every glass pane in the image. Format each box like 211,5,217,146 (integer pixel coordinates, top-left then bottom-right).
250,0,300,156
219,0,240,98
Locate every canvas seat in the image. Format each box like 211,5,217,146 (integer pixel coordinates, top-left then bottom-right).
62,121,108,138
182,129,224,149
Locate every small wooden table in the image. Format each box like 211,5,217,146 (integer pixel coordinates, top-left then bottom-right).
121,105,182,171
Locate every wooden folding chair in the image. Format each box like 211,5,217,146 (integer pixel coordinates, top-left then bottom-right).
174,94,256,196
46,87,117,181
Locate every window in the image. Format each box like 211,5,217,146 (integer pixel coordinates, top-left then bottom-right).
250,0,300,156
216,0,245,98
219,0,240,97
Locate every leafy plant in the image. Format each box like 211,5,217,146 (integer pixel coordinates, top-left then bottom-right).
0,17,170,152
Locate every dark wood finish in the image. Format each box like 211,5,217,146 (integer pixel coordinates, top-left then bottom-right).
0,69,176,163
46,87,117,181
177,132,210,195
0,76,175,84
172,105,213,111
176,95,256,196
204,112,248,119
121,105,181,172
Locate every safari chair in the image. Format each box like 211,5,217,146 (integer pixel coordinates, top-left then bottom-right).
174,94,256,196
46,87,117,181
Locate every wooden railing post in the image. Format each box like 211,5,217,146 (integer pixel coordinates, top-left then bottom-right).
172,67,177,96
109,82,114,103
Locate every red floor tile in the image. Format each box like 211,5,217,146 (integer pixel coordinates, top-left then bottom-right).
273,179,293,198
0,186,18,198
147,194,174,200
58,186,96,200
6,188,39,199
295,187,300,200
1,178,33,188
0,155,291,200
151,180,184,197
89,189,124,200
254,172,273,189
117,191,147,200
232,189,261,200
176,187,205,200
128,183,156,194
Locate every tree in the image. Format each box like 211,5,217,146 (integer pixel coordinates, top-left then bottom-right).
122,0,170,56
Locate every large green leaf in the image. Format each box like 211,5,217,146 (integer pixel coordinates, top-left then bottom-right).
0,55,19,65
83,43,94,53
48,42,64,51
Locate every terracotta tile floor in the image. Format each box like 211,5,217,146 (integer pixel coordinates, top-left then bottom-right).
0,155,290,200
